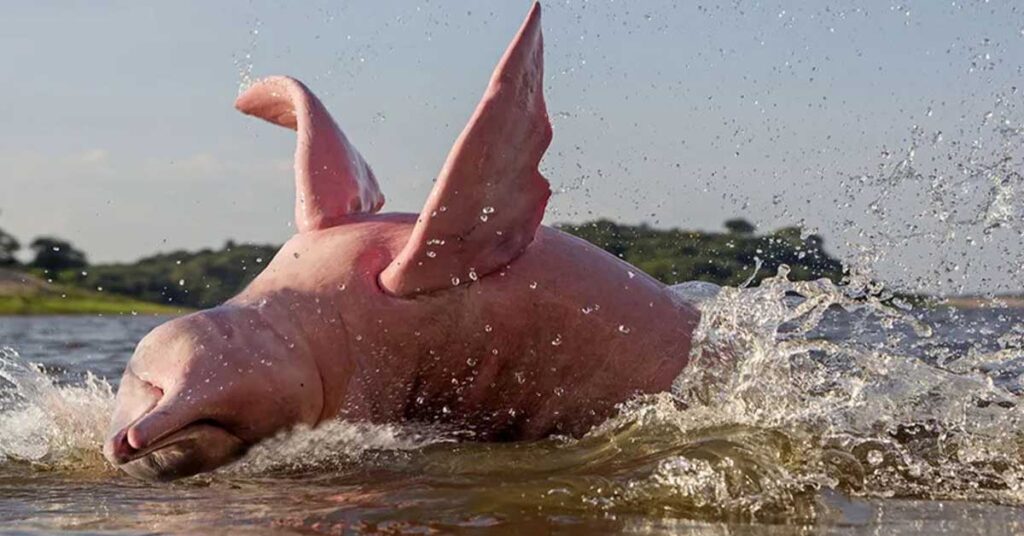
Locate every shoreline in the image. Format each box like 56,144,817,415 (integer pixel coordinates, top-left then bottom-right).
0,294,188,316
1,268,1020,317
0,268,187,316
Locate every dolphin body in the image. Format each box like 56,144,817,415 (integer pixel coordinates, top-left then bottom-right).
104,3,700,481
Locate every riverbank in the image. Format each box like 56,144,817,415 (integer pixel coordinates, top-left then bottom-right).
0,268,185,316
1,267,1020,316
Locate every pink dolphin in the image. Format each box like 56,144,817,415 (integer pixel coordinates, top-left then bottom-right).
104,3,699,481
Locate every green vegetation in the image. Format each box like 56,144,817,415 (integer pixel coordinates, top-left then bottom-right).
557,219,843,287
0,218,845,314
0,227,18,268
49,241,279,309
0,270,185,316
0,293,184,316
28,237,87,272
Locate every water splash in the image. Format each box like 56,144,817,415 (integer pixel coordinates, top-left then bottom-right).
832,100,1024,298
228,420,453,476
0,348,115,471
658,270,1024,517
1,274,1022,524
233,14,262,94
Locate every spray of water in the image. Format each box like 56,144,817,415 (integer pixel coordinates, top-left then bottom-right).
1,270,1021,523
0,348,115,471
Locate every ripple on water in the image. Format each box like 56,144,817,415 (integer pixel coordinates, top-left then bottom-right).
1,274,1023,533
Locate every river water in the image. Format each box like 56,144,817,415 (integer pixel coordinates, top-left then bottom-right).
1,276,1023,535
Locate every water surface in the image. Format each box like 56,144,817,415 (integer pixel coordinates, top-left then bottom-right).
2,279,1024,535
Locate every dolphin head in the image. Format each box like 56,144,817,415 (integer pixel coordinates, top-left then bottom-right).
103,307,324,481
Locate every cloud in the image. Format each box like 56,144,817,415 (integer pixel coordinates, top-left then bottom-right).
75,148,109,165
173,152,222,177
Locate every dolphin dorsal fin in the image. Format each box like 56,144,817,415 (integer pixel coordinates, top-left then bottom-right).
235,76,385,232
380,3,551,296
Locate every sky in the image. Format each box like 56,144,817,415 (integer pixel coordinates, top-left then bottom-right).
0,1,1022,295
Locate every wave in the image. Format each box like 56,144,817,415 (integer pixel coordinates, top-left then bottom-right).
1,270,1022,522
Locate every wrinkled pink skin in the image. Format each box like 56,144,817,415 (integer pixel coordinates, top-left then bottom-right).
103,2,700,481
105,217,698,480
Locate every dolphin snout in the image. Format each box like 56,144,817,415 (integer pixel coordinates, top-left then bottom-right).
105,422,246,482
104,428,140,465
105,405,248,481
104,368,162,461
104,369,246,481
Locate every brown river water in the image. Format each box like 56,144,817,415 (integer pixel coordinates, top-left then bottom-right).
1,278,1023,534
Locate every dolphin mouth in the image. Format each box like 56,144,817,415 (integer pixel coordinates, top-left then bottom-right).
107,422,247,482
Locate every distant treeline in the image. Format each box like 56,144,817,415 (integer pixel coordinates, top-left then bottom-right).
560,219,843,288
57,242,279,308
0,218,844,309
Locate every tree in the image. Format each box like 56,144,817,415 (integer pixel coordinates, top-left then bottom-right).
29,236,88,272
0,227,19,267
724,218,756,235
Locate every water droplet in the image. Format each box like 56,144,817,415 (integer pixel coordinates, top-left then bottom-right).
529,281,538,289
426,250,437,258
451,277,461,286
867,450,884,466
618,325,631,334
484,324,493,332
551,334,563,346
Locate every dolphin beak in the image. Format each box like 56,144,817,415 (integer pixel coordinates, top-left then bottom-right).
103,370,246,481
105,422,246,482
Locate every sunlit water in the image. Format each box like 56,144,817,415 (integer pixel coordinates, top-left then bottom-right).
2,278,1023,535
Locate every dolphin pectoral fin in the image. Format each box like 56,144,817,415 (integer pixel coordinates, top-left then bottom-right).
235,76,385,232
379,2,551,297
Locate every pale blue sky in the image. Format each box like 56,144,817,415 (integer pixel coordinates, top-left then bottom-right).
1,1,1021,294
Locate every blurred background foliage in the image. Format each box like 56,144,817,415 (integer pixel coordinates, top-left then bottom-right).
0,218,843,308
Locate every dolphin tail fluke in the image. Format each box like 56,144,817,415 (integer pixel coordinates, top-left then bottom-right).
236,76,385,232
380,2,551,296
